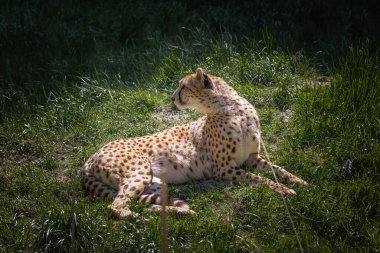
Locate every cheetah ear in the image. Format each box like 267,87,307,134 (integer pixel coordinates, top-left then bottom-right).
196,68,214,90
196,68,205,83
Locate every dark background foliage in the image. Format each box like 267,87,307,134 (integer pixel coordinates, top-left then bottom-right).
1,0,379,103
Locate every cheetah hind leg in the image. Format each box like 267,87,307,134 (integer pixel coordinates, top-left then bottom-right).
138,176,196,215
109,175,148,219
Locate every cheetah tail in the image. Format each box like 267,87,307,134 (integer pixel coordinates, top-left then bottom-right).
138,193,190,209
81,171,117,199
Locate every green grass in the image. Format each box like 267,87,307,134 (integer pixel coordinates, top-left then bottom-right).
1,1,379,252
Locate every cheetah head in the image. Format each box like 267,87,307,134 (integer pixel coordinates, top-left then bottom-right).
172,68,216,113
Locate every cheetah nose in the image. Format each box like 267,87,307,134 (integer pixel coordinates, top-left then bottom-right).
171,96,175,102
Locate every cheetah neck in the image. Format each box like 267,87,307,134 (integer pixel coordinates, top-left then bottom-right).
202,94,247,116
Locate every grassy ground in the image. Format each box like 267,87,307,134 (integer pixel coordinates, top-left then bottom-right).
1,1,379,252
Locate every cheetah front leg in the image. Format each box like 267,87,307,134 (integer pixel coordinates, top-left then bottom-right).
246,154,308,185
216,164,296,195
242,171,296,195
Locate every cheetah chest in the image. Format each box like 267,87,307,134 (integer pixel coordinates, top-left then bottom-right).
211,116,258,167
234,132,257,165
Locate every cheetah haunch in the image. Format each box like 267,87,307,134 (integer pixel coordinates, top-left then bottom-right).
82,68,307,218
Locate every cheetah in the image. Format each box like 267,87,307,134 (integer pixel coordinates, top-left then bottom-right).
82,68,307,218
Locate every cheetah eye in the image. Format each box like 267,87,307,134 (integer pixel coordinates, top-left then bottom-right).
180,85,187,93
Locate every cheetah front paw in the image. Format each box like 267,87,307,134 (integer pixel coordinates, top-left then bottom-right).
269,182,297,196
290,177,308,185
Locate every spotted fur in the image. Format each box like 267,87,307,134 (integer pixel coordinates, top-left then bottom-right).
82,68,307,218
